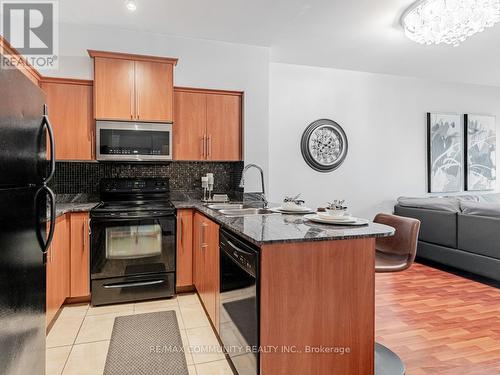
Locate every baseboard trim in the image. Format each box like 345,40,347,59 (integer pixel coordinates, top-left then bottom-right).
176,285,195,293
65,295,91,304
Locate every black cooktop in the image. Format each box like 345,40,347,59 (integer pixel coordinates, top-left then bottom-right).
94,200,174,212
91,178,175,218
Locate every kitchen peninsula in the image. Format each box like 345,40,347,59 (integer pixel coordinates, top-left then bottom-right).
174,201,395,375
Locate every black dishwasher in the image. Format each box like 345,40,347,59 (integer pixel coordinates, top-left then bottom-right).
219,229,259,375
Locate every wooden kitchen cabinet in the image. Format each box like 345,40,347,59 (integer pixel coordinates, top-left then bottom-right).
173,90,207,160
46,214,70,326
135,60,174,122
69,213,90,298
93,57,135,121
40,77,94,160
89,50,177,122
46,212,91,327
193,212,220,330
173,87,242,161
206,93,242,161
176,209,194,289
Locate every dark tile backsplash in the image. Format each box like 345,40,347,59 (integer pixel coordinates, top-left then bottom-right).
50,161,244,195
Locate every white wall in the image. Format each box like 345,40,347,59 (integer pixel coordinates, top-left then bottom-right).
269,62,500,219
42,23,270,191
41,23,500,214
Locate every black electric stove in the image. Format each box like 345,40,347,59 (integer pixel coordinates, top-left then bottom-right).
90,178,176,306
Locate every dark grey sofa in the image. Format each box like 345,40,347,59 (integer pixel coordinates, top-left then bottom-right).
394,196,500,282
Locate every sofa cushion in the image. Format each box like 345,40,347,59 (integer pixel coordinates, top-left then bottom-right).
453,194,480,202
460,201,500,218
397,196,460,212
478,193,500,204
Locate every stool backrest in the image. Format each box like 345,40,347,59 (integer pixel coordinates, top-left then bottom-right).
374,213,420,267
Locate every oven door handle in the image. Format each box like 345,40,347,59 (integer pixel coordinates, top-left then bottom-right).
103,279,165,289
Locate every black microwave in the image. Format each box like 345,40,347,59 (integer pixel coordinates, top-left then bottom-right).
96,121,172,161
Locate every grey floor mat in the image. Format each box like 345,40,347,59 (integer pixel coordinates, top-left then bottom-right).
104,311,189,375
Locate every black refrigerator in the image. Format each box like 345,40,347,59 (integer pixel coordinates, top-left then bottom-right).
0,65,56,374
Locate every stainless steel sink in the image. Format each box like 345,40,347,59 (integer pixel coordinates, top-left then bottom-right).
219,208,276,216
207,203,244,210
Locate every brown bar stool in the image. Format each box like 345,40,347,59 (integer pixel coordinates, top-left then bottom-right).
373,213,421,375
374,213,420,273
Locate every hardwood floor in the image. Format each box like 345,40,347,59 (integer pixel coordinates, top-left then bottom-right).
376,262,500,375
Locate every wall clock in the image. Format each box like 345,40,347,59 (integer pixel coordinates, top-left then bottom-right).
300,119,348,172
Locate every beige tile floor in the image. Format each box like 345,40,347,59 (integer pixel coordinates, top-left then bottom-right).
46,293,234,375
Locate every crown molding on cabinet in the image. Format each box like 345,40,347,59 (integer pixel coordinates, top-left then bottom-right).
174,86,243,97
87,49,178,65
0,35,42,85
40,76,93,86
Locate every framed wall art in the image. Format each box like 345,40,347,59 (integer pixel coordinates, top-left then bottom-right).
427,113,463,193
464,114,496,191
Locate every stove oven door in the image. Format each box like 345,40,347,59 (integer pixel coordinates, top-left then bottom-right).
90,214,176,305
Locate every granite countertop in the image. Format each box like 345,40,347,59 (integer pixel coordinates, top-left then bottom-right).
47,192,394,244
54,202,99,218
172,200,395,246
48,194,99,220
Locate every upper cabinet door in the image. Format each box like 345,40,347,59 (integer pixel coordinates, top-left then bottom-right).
135,61,173,122
89,50,177,122
173,90,207,160
206,93,242,161
41,79,94,160
93,57,135,120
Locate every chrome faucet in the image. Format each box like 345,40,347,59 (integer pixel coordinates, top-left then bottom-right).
239,163,268,208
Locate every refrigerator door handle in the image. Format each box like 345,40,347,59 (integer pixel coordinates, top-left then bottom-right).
35,185,56,255
41,106,56,183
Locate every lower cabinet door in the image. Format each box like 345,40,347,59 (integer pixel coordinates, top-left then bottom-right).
70,213,90,297
46,225,57,326
192,213,220,330
46,214,70,326
205,220,220,331
176,209,193,288
193,213,204,293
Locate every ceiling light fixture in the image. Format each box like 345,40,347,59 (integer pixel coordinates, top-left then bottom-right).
125,0,137,12
402,0,500,46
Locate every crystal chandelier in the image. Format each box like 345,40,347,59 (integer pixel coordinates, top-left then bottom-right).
402,0,500,46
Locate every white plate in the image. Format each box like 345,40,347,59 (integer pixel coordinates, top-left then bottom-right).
269,207,315,214
304,214,369,226
316,213,354,221
279,205,312,212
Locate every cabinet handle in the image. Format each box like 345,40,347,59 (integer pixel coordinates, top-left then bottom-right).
82,220,85,251
205,135,208,159
91,130,95,159
179,217,183,250
136,82,139,120
130,64,134,119
201,135,207,159
201,222,208,249
85,218,89,251
130,85,134,120
207,135,211,158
